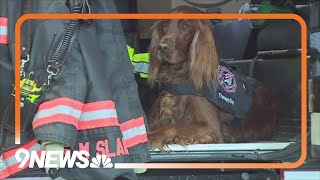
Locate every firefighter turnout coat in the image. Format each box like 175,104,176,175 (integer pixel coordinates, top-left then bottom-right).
0,0,150,179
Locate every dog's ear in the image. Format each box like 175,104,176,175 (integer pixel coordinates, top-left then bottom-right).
189,20,219,90
147,20,162,88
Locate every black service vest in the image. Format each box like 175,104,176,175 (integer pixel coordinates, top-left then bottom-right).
161,62,256,121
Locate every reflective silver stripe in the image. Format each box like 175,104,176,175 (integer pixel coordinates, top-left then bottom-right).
3,144,43,170
80,109,117,121
0,26,7,35
33,105,82,122
122,125,146,140
131,62,149,74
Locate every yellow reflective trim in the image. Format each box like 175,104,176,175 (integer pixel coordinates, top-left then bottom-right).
19,78,42,103
127,45,135,61
139,73,148,78
132,53,150,63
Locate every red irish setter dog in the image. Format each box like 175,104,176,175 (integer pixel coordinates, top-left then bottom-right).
147,6,280,150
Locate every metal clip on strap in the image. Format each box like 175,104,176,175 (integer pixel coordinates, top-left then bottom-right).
45,1,82,88
20,54,30,78
46,65,60,87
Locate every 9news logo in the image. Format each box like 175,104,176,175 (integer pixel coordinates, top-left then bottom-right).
15,149,113,169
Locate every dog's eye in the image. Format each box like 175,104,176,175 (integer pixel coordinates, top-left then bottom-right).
162,20,168,28
181,24,189,31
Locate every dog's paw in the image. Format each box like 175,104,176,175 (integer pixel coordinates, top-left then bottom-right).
173,136,193,146
148,133,168,151
173,135,218,145
193,135,217,144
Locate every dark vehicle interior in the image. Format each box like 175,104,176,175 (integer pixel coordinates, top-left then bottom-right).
112,1,320,179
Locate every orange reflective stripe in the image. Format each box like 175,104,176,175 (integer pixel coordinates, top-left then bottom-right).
0,140,45,179
124,133,148,148
32,97,84,129
38,97,83,111
0,17,8,44
82,100,116,112
32,97,121,130
0,17,7,26
33,114,80,129
120,116,145,131
120,117,148,148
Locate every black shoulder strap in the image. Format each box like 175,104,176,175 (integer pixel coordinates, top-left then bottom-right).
161,83,203,96
161,82,239,116
159,62,256,121
46,1,84,88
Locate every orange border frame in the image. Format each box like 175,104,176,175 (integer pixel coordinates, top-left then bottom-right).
15,13,307,169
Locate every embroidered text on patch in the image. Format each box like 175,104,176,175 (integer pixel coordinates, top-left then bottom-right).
218,65,237,93
218,93,235,106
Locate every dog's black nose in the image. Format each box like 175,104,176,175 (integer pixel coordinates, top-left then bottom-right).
159,43,170,52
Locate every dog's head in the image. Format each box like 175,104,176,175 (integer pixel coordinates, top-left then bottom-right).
148,6,219,89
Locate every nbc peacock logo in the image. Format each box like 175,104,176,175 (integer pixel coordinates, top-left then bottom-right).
90,154,113,168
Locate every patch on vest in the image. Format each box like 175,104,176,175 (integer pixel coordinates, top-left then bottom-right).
218,65,237,93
